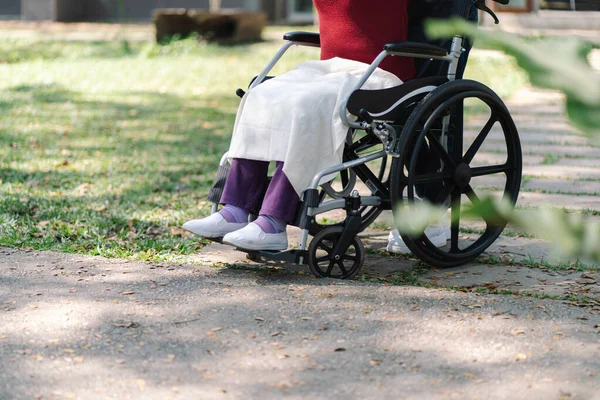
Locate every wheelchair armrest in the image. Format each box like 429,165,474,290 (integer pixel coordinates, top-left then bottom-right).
283,31,321,47
384,41,448,57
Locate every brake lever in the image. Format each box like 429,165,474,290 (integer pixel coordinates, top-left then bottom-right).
474,0,500,24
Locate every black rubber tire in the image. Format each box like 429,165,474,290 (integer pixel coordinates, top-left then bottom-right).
389,80,522,268
307,226,365,280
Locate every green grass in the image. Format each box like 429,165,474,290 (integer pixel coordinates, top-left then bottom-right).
541,153,560,165
0,26,528,262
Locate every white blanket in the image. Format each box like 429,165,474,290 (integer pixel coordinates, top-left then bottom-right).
228,57,403,195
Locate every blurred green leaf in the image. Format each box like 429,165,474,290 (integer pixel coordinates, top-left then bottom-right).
426,18,600,140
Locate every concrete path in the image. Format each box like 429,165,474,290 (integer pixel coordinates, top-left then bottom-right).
1,248,599,400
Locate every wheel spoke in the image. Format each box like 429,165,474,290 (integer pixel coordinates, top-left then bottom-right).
471,164,510,177
464,184,480,204
316,256,330,263
464,184,492,229
320,243,333,253
426,132,456,168
338,262,348,275
412,171,453,185
463,113,497,164
343,254,357,262
325,261,335,276
319,240,335,255
450,188,461,252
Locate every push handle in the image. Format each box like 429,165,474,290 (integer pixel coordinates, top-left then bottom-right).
474,0,508,24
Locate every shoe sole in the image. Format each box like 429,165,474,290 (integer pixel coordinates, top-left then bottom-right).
182,224,247,239
222,239,288,251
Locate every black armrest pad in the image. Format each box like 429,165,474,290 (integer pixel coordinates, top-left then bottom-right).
384,41,448,57
283,31,321,46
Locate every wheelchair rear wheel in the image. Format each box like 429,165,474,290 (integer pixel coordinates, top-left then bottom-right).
389,80,522,268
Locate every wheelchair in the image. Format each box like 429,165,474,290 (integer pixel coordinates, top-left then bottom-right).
205,0,522,279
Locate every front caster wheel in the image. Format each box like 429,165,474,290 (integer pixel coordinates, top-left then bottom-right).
246,253,261,262
307,226,365,280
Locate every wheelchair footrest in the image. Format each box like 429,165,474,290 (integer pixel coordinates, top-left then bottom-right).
241,249,308,265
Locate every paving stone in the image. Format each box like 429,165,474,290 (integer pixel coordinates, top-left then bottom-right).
522,165,600,180
554,157,600,167
522,179,600,195
485,143,600,157
516,191,600,211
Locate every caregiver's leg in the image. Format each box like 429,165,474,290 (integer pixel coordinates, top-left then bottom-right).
182,158,268,238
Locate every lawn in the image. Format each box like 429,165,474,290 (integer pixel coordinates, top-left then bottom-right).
0,25,528,263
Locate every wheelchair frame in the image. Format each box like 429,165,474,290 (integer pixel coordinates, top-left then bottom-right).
207,5,522,278
213,35,462,258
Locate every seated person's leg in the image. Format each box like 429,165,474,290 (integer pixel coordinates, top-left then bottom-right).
223,161,299,251
182,158,268,238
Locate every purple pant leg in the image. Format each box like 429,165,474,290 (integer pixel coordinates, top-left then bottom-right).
260,161,300,224
221,159,300,224
220,158,269,214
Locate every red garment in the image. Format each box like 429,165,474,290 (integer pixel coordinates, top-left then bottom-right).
315,0,416,81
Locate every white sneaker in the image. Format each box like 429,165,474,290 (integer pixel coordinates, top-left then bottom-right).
182,213,247,238
387,223,451,254
222,222,288,251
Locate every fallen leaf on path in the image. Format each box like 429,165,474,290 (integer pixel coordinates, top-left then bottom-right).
121,291,135,295
334,348,346,352
382,313,404,320
163,354,176,363
510,328,526,336
112,321,139,329
515,353,528,361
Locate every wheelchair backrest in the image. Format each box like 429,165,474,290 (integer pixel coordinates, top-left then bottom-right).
408,0,477,79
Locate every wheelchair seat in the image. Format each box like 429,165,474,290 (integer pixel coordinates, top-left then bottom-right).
347,76,449,121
